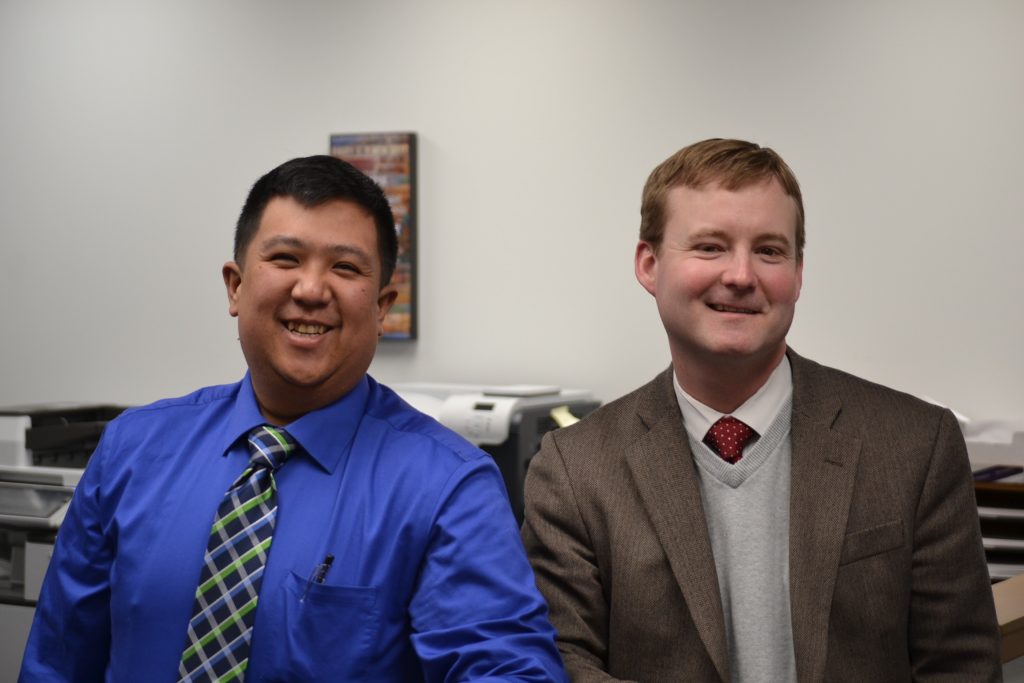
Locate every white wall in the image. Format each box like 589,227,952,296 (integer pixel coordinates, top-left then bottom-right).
1,0,1022,420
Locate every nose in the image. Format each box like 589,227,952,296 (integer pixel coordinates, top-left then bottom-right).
291,267,331,306
721,252,755,289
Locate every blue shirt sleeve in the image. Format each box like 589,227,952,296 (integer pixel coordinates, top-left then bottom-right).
19,425,116,682
409,457,568,683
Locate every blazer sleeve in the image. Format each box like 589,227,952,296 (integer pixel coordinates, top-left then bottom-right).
521,431,639,683
908,408,1001,680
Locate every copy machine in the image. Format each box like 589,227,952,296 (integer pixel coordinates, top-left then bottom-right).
392,383,600,523
0,404,125,606
0,405,124,676
965,421,1024,582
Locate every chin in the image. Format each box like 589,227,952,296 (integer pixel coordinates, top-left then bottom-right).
697,338,779,361
724,344,786,364
283,373,333,389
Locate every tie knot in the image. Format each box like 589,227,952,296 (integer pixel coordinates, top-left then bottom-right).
703,416,757,464
247,425,298,470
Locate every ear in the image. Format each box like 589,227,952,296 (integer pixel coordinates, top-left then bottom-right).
634,240,659,297
223,261,243,317
376,284,400,334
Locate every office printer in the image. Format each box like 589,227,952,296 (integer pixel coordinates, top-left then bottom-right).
392,383,600,523
963,420,1024,581
0,404,124,605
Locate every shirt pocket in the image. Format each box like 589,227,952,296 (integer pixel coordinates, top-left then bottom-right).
271,570,381,681
839,519,905,566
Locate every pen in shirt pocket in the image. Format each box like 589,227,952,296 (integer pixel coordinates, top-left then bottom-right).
301,553,335,602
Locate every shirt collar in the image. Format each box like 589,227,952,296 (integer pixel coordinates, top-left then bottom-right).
222,372,371,474
673,354,793,443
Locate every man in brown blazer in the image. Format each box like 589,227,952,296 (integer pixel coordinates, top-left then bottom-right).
522,138,1001,682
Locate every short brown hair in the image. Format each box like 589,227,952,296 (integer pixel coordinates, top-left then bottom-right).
639,138,804,259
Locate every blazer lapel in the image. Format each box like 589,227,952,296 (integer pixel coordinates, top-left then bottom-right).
625,370,730,682
787,351,862,683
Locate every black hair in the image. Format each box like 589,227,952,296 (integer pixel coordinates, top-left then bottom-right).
234,155,398,285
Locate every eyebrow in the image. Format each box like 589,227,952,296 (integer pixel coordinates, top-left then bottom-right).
687,228,793,246
259,235,373,262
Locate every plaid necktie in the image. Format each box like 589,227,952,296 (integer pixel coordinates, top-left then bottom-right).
178,425,297,683
703,416,757,464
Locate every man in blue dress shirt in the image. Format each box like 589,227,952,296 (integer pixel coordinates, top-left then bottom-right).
20,156,567,682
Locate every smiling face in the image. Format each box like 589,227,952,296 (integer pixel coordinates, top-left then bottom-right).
223,196,397,425
635,178,803,383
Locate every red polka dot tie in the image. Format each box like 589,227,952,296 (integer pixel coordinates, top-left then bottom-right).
703,416,757,464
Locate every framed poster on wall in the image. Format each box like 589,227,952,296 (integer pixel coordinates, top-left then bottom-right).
329,131,417,340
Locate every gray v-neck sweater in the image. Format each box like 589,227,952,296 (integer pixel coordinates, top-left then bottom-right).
688,399,796,683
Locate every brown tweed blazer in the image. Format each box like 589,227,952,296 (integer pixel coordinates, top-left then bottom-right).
522,350,1001,682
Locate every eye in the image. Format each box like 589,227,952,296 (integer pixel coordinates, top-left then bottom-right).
333,261,361,274
694,243,725,254
268,252,299,264
755,245,788,261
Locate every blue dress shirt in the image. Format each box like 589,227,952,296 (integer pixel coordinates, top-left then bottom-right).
20,374,567,682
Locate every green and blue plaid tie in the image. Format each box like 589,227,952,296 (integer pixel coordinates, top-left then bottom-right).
178,425,297,683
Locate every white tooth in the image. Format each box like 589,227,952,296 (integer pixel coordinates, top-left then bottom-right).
291,323,326,335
